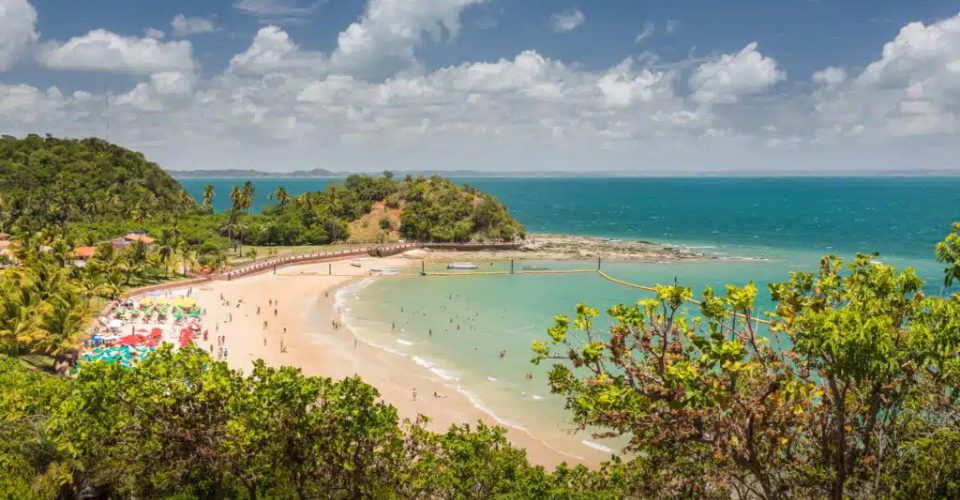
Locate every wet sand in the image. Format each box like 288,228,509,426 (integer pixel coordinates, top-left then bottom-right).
184,257,608,468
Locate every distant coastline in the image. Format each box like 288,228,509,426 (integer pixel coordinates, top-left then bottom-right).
169,168,960,179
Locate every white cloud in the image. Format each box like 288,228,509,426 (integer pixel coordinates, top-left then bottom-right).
550,8,585,33
144,27,166,40
37,29,196,74
665,19,680,34
329,0,485,79
171,14,218,37
689,42,785,104
0,0,37,71
634,21,655,44
812,66,846,87
596,58,672,108
814,13,960,139
229,26,326,75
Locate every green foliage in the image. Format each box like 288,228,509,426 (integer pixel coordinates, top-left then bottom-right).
240,174,523,245
0,347,632,498
936,222,960,288
0,135,196,232
535,228,960,499
399,177,524,242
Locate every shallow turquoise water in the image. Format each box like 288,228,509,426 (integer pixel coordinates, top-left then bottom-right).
181,176,960,457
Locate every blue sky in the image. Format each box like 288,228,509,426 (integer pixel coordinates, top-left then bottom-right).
1,0,959,172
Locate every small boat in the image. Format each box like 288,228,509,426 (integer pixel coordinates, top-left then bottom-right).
447,262,478,270
371,268,400,275
522,265,550,271
350,262,362,268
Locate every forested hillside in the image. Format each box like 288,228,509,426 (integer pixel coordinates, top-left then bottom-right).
0,135,197,232
239,173,525,245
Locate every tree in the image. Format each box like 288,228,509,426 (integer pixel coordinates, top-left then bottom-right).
241,181,256,213
203,184,215,210
534,235,960,498
268,186,290,206
936,222,960,288
36,292,88,358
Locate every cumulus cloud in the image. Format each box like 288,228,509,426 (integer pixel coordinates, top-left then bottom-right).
171,14,218,37
665,19,680,34
329,0,485,79
689,42,785,104
550,8,585,33
229,26,326,75
0,0,37,71
814,13,960,139
37,29,196,74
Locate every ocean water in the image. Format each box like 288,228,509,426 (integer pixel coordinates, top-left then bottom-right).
181,176,960,458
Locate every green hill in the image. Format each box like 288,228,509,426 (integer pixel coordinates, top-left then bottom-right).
242,174,525,245
0,135,197,232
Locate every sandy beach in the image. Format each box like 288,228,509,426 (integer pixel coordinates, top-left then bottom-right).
185,256,609,467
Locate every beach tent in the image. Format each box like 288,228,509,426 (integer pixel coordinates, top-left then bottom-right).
117,335,140,346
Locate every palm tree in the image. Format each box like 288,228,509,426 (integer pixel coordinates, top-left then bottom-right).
78,275,107,301
0,288,41,357
157,228,178,277
203,184,215,210
230,185,242,212
269,186,291,206
241,181,256,213
37,293,88,357
221,212,242,255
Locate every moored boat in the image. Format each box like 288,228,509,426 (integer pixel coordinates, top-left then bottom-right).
447,262,478,270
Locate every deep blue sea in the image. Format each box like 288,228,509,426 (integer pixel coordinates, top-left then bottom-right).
180,176,960,460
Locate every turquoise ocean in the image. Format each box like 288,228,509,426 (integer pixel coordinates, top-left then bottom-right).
181,177,960,459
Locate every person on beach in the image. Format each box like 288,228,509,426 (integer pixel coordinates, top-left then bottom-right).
412,388,417,402
263,337,266,347
274,309,278,316
256,306,260,315
283,327,287,335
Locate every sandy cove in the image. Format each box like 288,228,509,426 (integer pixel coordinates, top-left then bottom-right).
185,257,609,468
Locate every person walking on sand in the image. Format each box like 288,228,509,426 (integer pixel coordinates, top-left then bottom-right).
412,388,417,402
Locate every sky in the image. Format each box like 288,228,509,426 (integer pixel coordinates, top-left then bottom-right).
1,0,959,173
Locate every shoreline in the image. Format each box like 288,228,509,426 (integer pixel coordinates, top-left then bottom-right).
183,258,611,468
